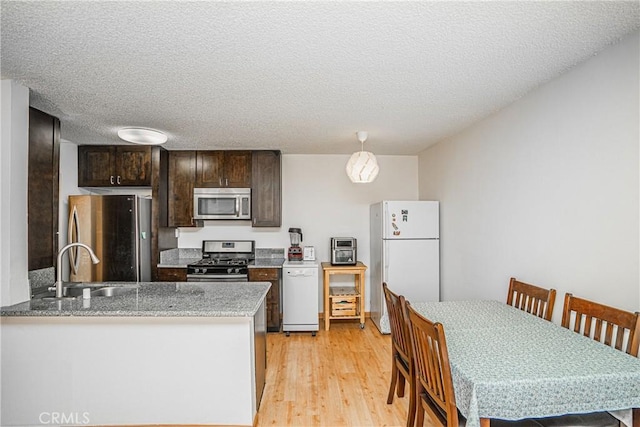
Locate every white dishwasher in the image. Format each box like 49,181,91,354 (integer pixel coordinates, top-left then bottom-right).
283,260,319,336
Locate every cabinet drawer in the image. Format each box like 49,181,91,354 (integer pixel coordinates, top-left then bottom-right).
332,295,357,305
248,268,279,281
157,268,187,282
332,297,357,314
332,307,357,317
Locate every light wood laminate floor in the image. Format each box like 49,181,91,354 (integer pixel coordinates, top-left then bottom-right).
256,319,425,427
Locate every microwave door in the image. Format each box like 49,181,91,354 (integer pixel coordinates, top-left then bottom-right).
197,196,238,218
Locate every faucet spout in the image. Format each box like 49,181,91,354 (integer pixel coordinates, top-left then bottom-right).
55,243,100,298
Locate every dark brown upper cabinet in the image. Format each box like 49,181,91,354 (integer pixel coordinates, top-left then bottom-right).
195,150,251,188
251,150,281,227
28,107,60,270
78,145,152,187
167,150,196,227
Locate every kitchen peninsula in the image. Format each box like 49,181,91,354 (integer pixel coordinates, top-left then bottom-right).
1,282,269,427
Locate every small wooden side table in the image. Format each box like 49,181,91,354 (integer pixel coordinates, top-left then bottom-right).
321,262,367,331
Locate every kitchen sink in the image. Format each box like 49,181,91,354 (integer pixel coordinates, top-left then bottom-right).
34,283,139,299
63,283,106,297
90,286,138,297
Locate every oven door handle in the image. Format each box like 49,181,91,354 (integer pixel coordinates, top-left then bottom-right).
187,274,248,281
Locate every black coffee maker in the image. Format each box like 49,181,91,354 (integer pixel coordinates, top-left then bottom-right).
288,228,303,261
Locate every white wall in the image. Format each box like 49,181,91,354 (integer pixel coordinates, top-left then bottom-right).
418,32,640,318
178,154,419,311
0,80,31,306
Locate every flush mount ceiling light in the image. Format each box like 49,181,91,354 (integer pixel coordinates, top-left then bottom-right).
345,131,379,183
117,127,167,145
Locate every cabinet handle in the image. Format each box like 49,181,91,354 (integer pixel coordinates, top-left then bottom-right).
219,178,222,186
225,178,228,186
117,175,121,185
110,176,115,185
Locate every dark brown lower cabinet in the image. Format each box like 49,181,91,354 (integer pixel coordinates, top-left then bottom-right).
156,267,187,282
248,268,281,332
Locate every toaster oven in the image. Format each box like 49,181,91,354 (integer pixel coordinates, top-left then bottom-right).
330,237,357,265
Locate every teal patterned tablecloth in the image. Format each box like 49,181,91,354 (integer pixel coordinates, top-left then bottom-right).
412,300,640,427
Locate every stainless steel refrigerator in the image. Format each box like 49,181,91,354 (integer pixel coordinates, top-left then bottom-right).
370,200,440,334
68,194,151,282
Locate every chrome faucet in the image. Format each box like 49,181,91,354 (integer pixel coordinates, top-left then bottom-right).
53,243,100,298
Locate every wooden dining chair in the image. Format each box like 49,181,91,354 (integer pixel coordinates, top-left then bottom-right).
561,293,640,356
382,283,415,427
404,300,548,427
507,277,557,321
404,299,459,427
403,301,618,427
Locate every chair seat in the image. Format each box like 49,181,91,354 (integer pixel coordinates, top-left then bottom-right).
536,411,620,427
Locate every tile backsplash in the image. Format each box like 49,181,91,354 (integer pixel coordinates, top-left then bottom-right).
255,248,285,259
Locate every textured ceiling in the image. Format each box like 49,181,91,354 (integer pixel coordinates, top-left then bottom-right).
1,1,639,155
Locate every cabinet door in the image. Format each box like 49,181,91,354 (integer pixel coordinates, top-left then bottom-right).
78,146,115,186
168,151,196,227
248,268,281,332
195,151,224,187
28,108,60,270
116,146,151,186
251,150,282,227
224,151,252,187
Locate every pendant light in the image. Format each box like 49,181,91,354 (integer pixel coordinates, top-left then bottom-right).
346,131,379,183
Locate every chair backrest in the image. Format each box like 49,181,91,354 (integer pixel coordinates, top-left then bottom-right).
561,293,640,356
383,283,412,363
507,277,557,321
405,300,458,427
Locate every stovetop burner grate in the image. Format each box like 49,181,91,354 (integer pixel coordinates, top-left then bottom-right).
193,257,250,267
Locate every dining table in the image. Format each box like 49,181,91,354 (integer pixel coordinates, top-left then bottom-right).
411,300,640,427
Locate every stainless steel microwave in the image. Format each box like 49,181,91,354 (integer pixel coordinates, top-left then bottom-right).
193,188,251,220
331,237,357,265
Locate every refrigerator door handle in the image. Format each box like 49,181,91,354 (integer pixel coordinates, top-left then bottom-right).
383,240,390,282
67,205,80,275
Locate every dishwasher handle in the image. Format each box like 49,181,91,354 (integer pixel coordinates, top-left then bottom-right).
286,269,315,277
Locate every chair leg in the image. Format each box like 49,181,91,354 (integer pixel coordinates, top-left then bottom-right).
387,357,398,404
397,370,406,398
406,376,416,427
415,400,424,427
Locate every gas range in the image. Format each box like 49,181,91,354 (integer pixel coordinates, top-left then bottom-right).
186,240,255,282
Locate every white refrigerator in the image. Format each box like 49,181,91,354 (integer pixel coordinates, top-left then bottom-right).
370,201,440,334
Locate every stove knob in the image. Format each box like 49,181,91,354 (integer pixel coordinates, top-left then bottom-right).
227,268,233,274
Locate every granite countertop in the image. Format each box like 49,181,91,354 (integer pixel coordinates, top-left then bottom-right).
0,282,270,318
157,257,201,268
157,248,287,269
158,248,201,268
250,258,285,268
